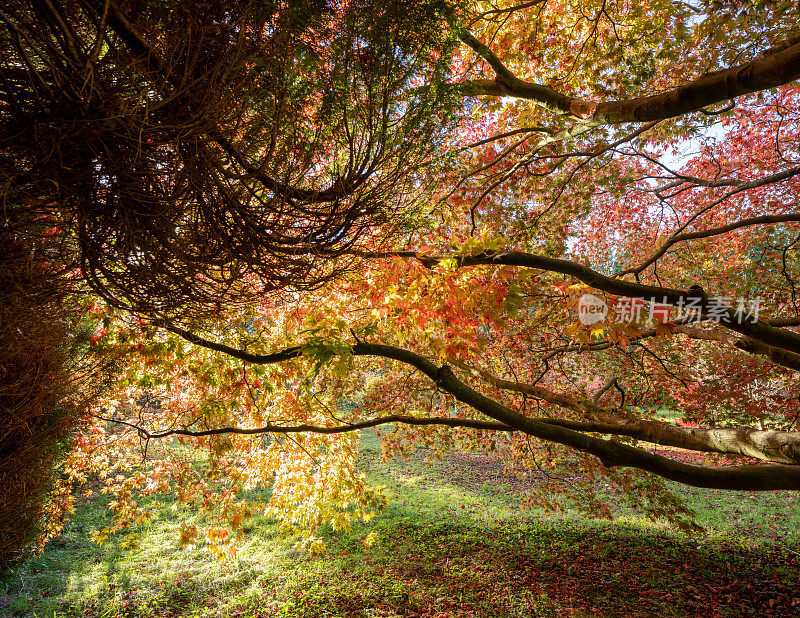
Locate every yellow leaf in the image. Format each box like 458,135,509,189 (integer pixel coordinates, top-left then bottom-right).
590,325,605,339
363,531,379,548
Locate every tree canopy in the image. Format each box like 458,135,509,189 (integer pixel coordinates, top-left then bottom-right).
3,0,800,556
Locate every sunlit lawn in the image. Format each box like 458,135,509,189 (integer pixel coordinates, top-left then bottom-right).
2,431,800,617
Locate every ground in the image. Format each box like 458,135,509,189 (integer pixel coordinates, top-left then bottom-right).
2,431,799,617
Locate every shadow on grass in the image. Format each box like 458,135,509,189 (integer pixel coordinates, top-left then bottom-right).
10,517,799,617
313,516,800,618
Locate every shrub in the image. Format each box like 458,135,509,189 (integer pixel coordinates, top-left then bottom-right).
0,231,91,567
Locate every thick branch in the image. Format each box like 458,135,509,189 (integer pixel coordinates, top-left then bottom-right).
162,326,800,490
458,362,800,464
368,248,800,358
159,323,302,364
543,419,800,465
540,316,800,356
674,324,800,372
452,28,800,124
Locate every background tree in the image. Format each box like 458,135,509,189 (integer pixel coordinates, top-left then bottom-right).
0,229,109,565
3,0,800,556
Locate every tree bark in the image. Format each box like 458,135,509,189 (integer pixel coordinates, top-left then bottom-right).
456,361,800,464
453,36,800,124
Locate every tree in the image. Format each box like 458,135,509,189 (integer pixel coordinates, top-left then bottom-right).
3,0,800,555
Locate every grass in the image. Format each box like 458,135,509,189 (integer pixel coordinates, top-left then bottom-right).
2,430,800,617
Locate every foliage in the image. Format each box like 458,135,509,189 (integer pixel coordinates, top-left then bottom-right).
1,0,458,316
3,0,800,558
0,231,106,566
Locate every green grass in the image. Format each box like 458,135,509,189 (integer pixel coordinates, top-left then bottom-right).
2,431,800,617
652,406,683,421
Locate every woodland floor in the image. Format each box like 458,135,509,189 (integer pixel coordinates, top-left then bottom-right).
2,431,800,617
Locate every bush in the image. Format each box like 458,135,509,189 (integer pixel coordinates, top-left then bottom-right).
0,232,91,567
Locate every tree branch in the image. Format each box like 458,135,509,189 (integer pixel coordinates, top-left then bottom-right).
159,326,800,490
533,318,800,373
86,0,372,204
357,248,800,358
450,26,800,124
471,0,547,22
94,413,511,439
637,212,800,273
620,165,800,275
453,361,800,464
